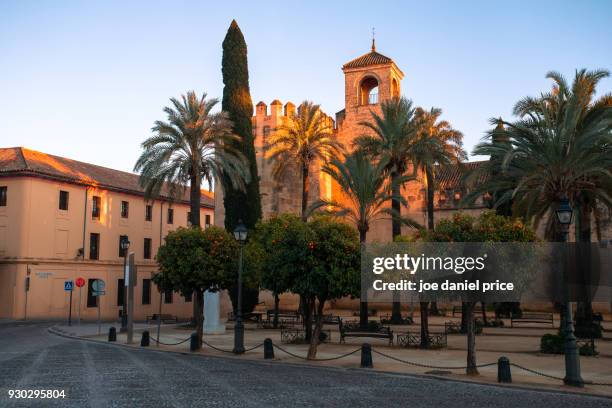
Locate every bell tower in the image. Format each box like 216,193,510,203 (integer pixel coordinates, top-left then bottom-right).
337,40,404,150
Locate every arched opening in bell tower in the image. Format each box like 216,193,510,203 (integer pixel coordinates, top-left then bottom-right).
359,76,379,105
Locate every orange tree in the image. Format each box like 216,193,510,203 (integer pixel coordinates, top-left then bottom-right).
155,226,238,349
414,211,536,374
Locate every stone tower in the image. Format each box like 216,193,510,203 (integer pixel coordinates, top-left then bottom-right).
336,40,404,150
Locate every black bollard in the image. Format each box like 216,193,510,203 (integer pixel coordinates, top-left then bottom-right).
108,326,117,342
140,331,150,347
190,332,199,352
497,356,512,383
264,338,274,359
361,343,373,368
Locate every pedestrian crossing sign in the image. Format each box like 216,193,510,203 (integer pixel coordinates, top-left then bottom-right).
64,280,74,291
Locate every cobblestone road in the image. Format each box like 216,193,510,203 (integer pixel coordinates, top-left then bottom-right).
0,322,610,407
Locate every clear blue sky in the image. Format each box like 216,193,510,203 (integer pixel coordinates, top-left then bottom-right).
2,0,611,175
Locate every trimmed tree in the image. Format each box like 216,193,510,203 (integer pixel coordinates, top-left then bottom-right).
221,19,262,231
155,227,237,348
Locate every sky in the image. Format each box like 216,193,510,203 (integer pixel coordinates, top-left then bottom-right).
1,0,611,178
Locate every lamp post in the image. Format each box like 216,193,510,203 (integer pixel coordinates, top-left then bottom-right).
120,238,130,333
233,220,247,354
556,195,583,387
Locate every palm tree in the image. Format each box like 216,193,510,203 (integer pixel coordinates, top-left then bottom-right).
468,69,612,332
311,151,420,326
413,107,467,230
354,97,420,323
413,107,467,321
134,90,249,346
266,101,343,221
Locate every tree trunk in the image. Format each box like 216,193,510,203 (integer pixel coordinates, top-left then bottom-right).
307,299,326,360
425,167,435,231
194,289,204,349
420,302,430,348
430,302,439,316
359,227,369,328
303,296,314,342
460,302,468,333
190,174,201,228
390,172,403,322
466,301,478,375
301,163,309,222
481,301,488,325
273,292,280,329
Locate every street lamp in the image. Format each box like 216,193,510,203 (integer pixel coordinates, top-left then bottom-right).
120,238,130,333
233,220,247,354
555,195,583,387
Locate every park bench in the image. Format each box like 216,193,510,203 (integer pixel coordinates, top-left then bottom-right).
146,314,178,324
396,331,447,349
258,310,301,328
339,321,393,345
510,312,554,328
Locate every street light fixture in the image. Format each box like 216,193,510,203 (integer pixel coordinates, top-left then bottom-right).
120,238,130,333
233,220,247,354
556,195,583,387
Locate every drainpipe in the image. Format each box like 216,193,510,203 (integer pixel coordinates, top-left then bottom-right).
159,201,163,245
82,187,89,260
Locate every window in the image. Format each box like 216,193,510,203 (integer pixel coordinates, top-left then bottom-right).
92,196,101,219
205,214,211,227
0,186,7,206
263,126,271,136
164,290,173,304
59,190,69,210
121,201,129,218
142,279,151,305
143,238,152,259
117,279,125,306
119,235,129,257
89,233,100,260
87,279,98,307
167,208,174,224
359,76,379,105
184,291,192,302
145,204,152,222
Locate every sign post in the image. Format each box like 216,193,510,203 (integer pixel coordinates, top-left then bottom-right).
92,279,106,335
64,280,74,326
75,277,86,325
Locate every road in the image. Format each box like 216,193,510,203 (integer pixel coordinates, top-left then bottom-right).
0,322,610,407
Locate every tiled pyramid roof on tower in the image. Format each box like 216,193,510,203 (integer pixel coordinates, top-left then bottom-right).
342,40,393,70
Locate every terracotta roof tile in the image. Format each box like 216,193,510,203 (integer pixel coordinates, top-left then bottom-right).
342,51,393,70
0,147,214,208
435,161,488,190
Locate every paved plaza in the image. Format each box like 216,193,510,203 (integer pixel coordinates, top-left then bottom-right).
1,321,612,407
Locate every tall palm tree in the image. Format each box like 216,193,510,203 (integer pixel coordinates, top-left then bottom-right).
354,97,420,323
468,69,612,330
266,101,343,221
135,91,249,228
134,91,249,346
413,107,467,230
311,151,420,326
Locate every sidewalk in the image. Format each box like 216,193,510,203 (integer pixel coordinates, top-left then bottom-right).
50,317,612,398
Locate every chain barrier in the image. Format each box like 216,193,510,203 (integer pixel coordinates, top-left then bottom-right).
201,339,264,354
272,342,361,361
371,349,496,370
149,336,191,346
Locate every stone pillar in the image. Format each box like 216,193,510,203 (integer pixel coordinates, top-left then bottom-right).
203,290,226,334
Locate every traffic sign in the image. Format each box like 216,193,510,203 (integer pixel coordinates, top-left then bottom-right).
92,279,105,292
64,280,74,291
75,277,86,288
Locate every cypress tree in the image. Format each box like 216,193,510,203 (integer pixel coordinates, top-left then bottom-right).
221,20,262,231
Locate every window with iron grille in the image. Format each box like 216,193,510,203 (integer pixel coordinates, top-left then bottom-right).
92,196,101,219
142,279,151,305
145,204,152,221
0,186,6,207
89,233,100,260
167,208,174,224
121,201,129,218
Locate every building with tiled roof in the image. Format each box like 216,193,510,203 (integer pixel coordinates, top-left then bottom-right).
0,147,213,321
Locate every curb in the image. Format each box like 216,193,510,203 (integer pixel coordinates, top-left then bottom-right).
47,325,612,401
